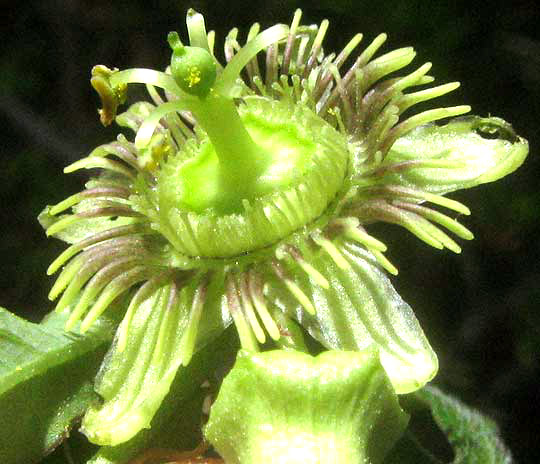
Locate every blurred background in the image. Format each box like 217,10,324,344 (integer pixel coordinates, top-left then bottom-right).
1,0,539,461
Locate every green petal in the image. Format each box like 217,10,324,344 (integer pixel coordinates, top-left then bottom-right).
39,174,141,245
266,237,438,394
368,116,528,195
205,349,408,464
86,328,238,464
81,271,231,446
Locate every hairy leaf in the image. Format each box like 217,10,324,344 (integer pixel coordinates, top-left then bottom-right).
386,385,514,463
0,308,114,463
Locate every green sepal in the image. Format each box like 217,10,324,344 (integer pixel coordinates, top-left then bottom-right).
205,349,409,464
81,271,231,446
363,116,528,195
0,308,114,464
266,238,438,394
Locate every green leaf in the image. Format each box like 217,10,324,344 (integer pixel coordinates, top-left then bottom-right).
81,271,231,446
266,238,438,394
0,308,114,463
416,386,514,463
386,385,514,463
373,116,528,195
205,349,409,464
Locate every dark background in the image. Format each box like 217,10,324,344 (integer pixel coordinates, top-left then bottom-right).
1,0,539,461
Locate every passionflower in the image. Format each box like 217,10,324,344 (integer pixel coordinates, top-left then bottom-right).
39,9,528,446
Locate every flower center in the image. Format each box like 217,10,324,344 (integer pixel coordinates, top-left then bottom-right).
156,96,350,258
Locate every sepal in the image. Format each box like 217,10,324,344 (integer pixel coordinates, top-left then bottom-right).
266,238,438,394
360,116,528,195
81,272,231,446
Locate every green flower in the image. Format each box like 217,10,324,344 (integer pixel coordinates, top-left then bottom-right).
39,8,527,446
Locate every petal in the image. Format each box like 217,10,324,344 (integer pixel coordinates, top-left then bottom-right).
265,237,438,394
81,271,231,446
367,116,528,195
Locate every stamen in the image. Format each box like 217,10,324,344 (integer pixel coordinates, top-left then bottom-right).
109,68,186,99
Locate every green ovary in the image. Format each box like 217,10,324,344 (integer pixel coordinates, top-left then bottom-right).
173,107,315,215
